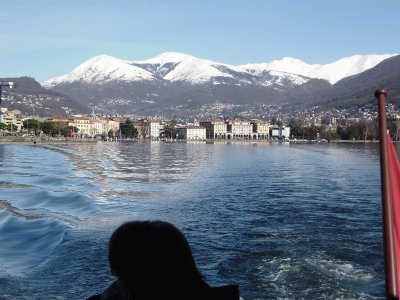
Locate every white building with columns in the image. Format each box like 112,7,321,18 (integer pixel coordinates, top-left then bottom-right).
177,126,206,140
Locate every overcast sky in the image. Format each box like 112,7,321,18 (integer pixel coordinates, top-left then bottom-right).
1,0,399,82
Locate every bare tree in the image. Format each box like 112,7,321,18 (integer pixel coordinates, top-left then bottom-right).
139,125,149,140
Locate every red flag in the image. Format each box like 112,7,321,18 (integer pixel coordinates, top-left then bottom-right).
388,133,400,292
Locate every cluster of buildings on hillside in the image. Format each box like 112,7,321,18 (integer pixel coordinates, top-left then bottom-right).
0,108,291,141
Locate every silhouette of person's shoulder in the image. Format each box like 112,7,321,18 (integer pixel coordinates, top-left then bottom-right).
87,282,239,300
86,281,119,300
205,284,240,300
159,284,240,300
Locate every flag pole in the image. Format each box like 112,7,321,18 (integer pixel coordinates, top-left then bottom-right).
376,89,398,298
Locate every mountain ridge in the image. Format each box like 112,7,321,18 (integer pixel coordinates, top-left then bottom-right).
43,52,396,87
3,53,399,118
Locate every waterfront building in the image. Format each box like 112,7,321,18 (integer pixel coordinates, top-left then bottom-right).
66,115,119,137
199,119,271,140
148,120,161,140
270,125,280,139
99,117,120,136
199,120,227,139
176,126,206,140
270,125,291,140
250,120,270,140
69,116,92,136
1,108,23,131
281,126,291,139
136,121,150,139
133,119,161,140
226,120,253,139
91,119,103,136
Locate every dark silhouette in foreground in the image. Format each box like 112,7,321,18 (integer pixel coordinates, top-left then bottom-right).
88,220,239,300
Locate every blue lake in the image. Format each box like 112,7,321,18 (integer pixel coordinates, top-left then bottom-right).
0,141,390,299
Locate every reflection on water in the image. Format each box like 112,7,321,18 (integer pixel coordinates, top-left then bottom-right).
0,142,386,299
0,145,4,161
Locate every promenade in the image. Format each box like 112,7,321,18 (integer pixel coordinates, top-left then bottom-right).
0,136,100,144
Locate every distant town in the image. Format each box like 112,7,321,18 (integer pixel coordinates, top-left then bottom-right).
1,100,400,142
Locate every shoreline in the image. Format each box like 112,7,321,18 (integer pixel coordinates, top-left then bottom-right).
0,136,100,144
0,136,387,145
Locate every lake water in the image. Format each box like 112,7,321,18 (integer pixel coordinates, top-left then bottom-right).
0,141,390,299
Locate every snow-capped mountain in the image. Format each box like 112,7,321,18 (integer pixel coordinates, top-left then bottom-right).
43,52,396,88
41,52,399,117
43,55,156,86
43,52,233,86
238,54,396,84
131,52,235,84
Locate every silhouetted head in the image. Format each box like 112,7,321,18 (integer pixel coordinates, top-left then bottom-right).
108,220,207,296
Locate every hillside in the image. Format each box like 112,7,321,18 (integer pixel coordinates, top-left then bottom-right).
1,53,399,117
40,52,397,116
316,54,400,109
0,77,89,116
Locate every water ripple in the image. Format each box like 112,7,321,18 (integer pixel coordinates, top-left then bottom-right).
0,142,387,299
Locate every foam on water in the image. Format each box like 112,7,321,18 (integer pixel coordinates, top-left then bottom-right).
246,254,377,299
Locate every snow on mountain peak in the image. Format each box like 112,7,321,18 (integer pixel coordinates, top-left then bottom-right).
42,52,398,87
271,57,319,69
132,52,234,84
238,54,397,84
136,52,195,65
239,57,320,78
311,54,396,83
43,54,155,87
